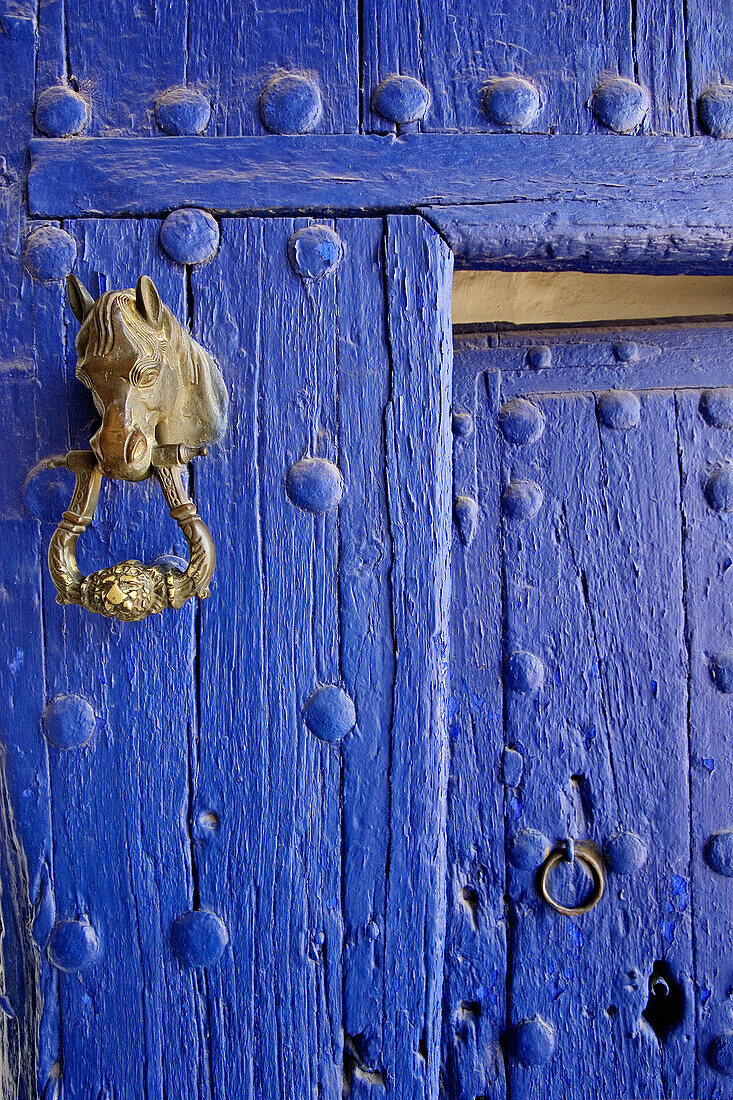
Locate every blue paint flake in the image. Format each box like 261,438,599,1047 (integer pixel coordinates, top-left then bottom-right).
662,919,676,944
703,758,715,773
8,649,23,674
583,727,596,751
701,988,712,1005
325,897,337,911
569,924,584,949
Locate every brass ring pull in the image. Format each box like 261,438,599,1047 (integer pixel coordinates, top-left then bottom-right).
48,451,215,623
537,842,605,916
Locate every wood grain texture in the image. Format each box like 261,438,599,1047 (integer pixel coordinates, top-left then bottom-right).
35,0,358,137
382,215,452,1097
496,374,692,1098
426,204,733,274
36,221,201,1098
188,213,452,1098
685,0,733,135
444,326,733,1095
361,0,690,134
441,353,507,1099
28,134,733,219
186,0,359,134
37,0,188,134
677,390,733,1100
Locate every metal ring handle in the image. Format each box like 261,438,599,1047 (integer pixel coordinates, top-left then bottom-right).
537,842,605,916
47,451,215,623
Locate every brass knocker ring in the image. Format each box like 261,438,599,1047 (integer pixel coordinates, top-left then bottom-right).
537,841,605,916
42,273,228,622
47,448,215,623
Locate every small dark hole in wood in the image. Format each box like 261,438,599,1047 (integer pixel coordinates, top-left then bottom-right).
606,1005,618,1017
460,1000,481,1018
642,961,684,1043
417,1035,428,1061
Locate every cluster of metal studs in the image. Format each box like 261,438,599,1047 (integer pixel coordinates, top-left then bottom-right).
33,73,733,140
40,693,230,972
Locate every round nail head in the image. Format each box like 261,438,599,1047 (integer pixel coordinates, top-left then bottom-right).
48,919,100,972
303,685,356,743
288,225,343,280
527,345,552,369
286,457,343,513
260,73,322,134
372,75,430,124
598,390,641,430
510,1016,556,1066
698,85,733,139
171,910,228,968
42,694,96,750
700,389,733,429
705,831,733,877
35,86,89,137
591,77,650,132
502,479,543,520
605,831,647,875
483,76,540,129
705,466,733,513
709,1032,733,1076
505,651,544,694
499,398,545,445
160,208,219,265
155,87,211,135
24,227,77,282
508,828,550,870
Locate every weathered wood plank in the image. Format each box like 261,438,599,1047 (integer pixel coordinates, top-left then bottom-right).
37,0,187,134
28,134,733,220
677,390,733,1099
335,217,393,1092
35,220,202,1098
685,0,733,136
455,326,733,401
440,356,507,1099
425,204,733,273
635,0,690,135
381,215,452,1096
192,216,344,1099
187,0,359,134
497,384,692,1097
361,0,637,134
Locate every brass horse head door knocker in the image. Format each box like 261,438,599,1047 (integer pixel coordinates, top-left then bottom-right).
47,274,227,622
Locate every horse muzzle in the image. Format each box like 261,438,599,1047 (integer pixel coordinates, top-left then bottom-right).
91,425,152,481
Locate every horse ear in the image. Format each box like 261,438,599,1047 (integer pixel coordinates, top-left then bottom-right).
135,274,164,328
66,274,95,325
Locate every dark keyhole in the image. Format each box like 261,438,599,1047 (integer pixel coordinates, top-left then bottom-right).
642,960,684,1042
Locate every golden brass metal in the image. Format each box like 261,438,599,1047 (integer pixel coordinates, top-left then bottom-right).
46,274,227,622
537,842,605,917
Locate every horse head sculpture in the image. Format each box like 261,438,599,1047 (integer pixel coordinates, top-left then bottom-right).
68,273,227,480
46,274,228,623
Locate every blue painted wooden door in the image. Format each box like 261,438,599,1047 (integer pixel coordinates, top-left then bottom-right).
443,323,733,1100
2,0,733,1095
2,215,453,1098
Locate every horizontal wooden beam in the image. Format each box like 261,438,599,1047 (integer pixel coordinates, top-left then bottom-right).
29,135,733,272
29,134,733,216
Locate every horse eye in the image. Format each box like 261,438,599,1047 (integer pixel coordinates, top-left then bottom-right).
135,366,160,389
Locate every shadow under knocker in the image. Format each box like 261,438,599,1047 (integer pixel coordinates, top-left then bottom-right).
46,273,228,623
